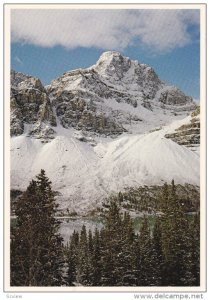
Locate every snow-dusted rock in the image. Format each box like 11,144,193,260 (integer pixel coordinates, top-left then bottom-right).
165,108,200,153
157,85,193,105
93,51,163,98
47,51,196,136
11,69,32,88
10,70,57,139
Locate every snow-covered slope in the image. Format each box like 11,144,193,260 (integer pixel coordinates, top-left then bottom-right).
11,117,199,214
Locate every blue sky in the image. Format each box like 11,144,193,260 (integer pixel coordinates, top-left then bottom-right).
11,9,200,99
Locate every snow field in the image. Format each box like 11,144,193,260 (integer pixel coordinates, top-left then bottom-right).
11,116,199,214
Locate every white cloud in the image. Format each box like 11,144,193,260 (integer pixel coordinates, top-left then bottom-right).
11,9,199,53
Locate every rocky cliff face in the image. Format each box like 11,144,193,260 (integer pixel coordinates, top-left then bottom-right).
11,69,31,87
11,51,196,138
157,86,193,106
10,70,57,139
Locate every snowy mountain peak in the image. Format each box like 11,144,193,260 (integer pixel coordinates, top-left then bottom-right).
90,51,165,100
94,51,134,79
11,52,196,139
96,50,123,61
94,50,129,67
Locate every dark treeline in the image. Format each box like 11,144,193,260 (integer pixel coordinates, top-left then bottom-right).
10,170,200,287
65,180,200,286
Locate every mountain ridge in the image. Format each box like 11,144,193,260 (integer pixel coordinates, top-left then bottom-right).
10,52,200,214
11,51,196,139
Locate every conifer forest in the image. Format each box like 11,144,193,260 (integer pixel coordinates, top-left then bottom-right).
10,170,200,287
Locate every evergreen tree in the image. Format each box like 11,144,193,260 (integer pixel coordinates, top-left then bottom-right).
150,217,163,285
192,213,200,285
96,204,136,286
132,235,141,286
10,170,64,286
99,228,114,286
88,227,102,286
100,200,123,285
184,213,200,286
118,192,124,204
66,230,79,286
77,225,91,285
138,216,156,286
120,212,136,286
88,229,94,253
160,180,191,286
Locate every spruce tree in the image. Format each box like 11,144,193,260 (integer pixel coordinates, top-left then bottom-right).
138,216,156,286
183,213,200,286
132,235,141,286
100,200,123,285
120,212,136,286
10,170,64,286
77,225,91,285
66,230,79,286
151,217,163,285
160,180,191,286
192,213,200,285
88,227,102,286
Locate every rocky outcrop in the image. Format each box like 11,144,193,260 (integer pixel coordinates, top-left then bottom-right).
11,52,196,138
10,71,57,139
11,69,32,87
49,89,126,136
157,86,193,106
165,108,200,151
